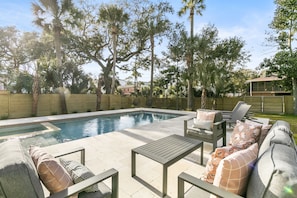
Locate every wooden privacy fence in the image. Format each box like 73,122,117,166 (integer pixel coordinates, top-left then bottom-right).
244,96,287,114
0,91,294,119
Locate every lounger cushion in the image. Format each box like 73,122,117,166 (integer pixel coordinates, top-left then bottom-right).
246,143,297,198
212,143,258,197
201,146,241,184
0,139,44,198
229,120,261,149
60,158,99,192
29,146,74,194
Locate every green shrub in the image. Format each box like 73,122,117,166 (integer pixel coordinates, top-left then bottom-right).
0,115,8,120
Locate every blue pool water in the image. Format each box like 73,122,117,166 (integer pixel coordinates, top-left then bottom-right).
2,112,179,147
52,112,178,141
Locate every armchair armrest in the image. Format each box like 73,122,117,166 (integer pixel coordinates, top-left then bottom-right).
184,116,196,136
178,172,242,198
213,120,226,127
53,147,85,165
48,168,119,198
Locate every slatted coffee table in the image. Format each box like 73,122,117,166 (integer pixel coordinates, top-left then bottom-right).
131,134,203,197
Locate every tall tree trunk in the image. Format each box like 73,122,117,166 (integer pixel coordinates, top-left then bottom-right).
96,76,102,111
111,32,117,94
187,80,193,110
54,29,68,114
32,64,39,116
201,87,207,109
148,34,154,107
103,69,112,94
293,77,297,115
187,8,195,111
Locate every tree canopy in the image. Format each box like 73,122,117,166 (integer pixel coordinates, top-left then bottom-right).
261,0,297,115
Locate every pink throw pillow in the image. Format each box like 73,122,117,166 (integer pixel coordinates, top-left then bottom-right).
196,110,216,122
29,146,74,194
245,119,272,146
229,120,262,149
201,146,241,184
212,143,259,196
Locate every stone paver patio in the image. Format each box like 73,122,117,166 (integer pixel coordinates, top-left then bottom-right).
0,108,231,198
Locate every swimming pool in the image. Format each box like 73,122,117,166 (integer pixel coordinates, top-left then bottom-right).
0,111,180,148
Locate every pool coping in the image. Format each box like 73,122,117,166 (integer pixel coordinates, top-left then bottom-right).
0,108,189,128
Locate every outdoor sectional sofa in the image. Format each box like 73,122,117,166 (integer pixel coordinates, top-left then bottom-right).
0,139,118,198
178,120,297,198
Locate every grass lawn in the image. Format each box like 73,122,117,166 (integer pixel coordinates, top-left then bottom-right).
254,113,297,143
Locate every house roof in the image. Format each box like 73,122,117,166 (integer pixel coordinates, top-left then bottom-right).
246,76,282,83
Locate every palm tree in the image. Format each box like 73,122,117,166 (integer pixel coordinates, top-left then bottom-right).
32,0,75,114
178,0,205,110
138,2,173,107
99,4,129,94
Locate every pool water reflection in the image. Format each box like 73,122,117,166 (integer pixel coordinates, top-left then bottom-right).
4,112,179,148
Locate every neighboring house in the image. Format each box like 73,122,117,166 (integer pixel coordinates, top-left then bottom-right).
246,76,291,96
118,85,138,96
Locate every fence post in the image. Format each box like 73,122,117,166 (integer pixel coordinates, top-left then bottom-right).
261,96,264,113
282,96,285,114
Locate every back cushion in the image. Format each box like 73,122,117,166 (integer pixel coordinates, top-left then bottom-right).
246,144,297,198
0,139,44,198
259,121,295,156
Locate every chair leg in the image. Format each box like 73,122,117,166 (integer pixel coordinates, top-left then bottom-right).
212,141,217,152
223,136,226,146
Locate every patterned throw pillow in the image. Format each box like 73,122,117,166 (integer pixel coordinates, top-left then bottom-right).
212,143,259,197
201,146,241,184
60,158,99,193
229,120,262,149
29,146,74,194
245,119,272,146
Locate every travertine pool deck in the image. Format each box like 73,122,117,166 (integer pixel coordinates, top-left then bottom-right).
0,108,231,198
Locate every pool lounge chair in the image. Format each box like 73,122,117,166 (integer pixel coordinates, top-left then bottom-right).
223,103,251,127
221,101,245,119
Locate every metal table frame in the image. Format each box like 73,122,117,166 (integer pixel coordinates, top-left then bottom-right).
131,134,203,197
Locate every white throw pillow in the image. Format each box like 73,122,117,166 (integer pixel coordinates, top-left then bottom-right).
193,118,213,130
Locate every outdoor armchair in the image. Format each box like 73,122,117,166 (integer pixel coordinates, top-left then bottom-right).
184,109,226,151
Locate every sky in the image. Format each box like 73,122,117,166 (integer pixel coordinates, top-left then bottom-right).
0,0,277,82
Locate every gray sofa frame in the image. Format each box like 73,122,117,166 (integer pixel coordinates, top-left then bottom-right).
0,139,119,198
50,147,119,198
178,120,297,198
